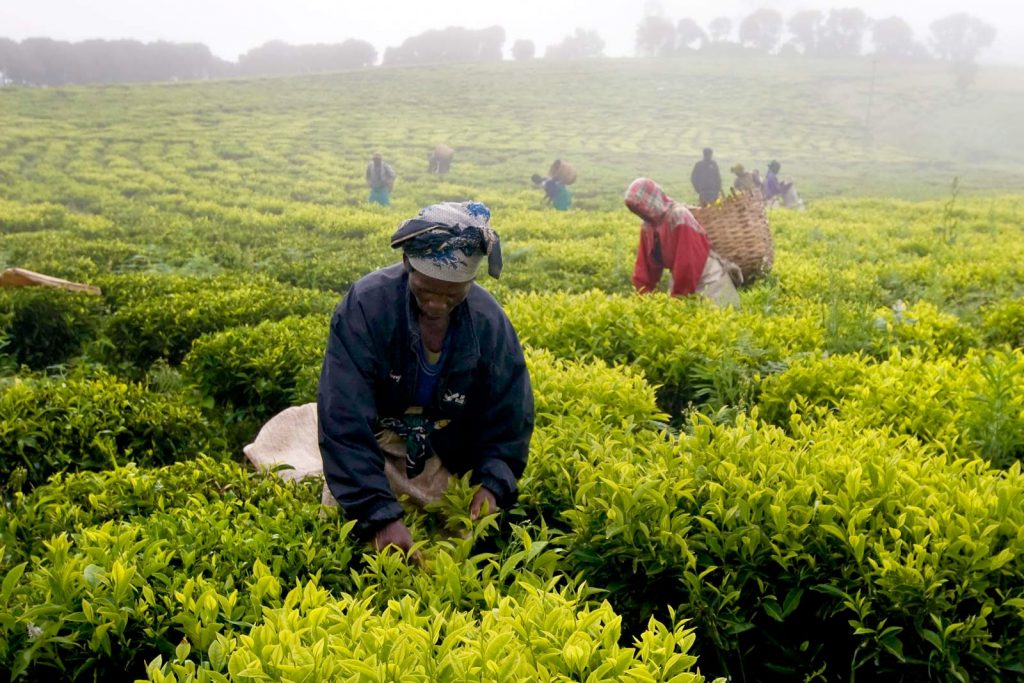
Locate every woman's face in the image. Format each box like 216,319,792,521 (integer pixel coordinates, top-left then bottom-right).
406,261,472,320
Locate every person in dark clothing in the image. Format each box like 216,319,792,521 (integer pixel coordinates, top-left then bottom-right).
762,160,791,201
531,173,572,211
427,144,454,174
763,160,805,209
318,201,534,560
366,152,397,206
730,164,759,193
690,147,722,206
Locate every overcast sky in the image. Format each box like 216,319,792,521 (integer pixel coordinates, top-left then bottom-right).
2,0,1022,64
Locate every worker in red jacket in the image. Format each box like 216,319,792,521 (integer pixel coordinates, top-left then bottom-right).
625,177,739,307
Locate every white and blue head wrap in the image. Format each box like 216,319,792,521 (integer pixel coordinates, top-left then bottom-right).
391,201,502,283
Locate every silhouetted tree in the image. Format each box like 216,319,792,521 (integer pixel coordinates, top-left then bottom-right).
739,8,783,53
787,10,823,55
930,13,996,91
819,8,869,58
635,15,676,57
511,39,535,61
0,37,20,83
546,29,605,60
676,19,707,51
383,26,505,66
708,17,732,42
871,17,922,60
0,37,231,85
929,13,996,63
18,38,74,85
238,40,376,76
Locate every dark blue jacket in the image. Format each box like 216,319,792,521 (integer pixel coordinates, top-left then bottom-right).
317,263,534,538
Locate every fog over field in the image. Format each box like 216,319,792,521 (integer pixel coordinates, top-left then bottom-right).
1,0,1022,64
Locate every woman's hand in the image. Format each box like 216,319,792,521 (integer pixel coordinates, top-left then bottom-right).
470,487,498,521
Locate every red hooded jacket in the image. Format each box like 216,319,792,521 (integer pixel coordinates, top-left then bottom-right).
625,178,711,297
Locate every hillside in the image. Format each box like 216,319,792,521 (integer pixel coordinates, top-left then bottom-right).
1,56,1023,217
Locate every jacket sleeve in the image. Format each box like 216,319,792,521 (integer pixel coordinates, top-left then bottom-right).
632,227,662,293
318,294,404,539
668,220,709,297
470,314,534,507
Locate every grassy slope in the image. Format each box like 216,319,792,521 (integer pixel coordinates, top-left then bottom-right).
1,56,1022,218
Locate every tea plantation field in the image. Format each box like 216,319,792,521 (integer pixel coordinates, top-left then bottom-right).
2,57,1024,681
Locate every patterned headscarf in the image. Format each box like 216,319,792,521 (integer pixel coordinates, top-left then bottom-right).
391,201,502,282
624,178,706,236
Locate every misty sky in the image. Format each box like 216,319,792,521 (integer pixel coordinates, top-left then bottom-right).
2,0,1022,64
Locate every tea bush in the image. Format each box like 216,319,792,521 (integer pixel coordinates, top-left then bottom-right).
980,296,1024,349
867,299,980,358
0,231,142,281
183,315,328,422
758,349,1024,467
0,458,357,680
0,198,115,241
0,457,719,683
101,281,336,369
755,352,871,425
0,288,105,370
0,373,220,487
554,415,1024,681
508,291,819,416
143,578,714,683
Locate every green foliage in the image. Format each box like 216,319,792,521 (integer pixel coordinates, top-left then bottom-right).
980,296,1024,348
519,348,670,516
101,280,336,369
553,415,1024,681
527,347,665,426
1,231,142,281
0,458,357,680
508,291,817,417
756,353,871,425
0,288,105,370
0,373,220,488
143,579,710,683
0,198,113,234
0,458,715,683
758,349,1024,467
868,299,980,358
183,315,328,422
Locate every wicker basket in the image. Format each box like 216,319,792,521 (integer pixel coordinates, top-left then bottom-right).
691,191,773,284
549,160,577,185
433,144,454,162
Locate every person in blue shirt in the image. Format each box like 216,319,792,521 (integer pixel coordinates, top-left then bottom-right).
763,160,805,210
531,173,572,211
762,160,791,201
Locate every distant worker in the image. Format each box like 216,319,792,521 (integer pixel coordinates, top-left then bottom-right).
690,147,722,206
531,173,572,211
763,160,804,210
366,152,397,206
625,177,739,307
427,144,455,174
730,164,760,193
